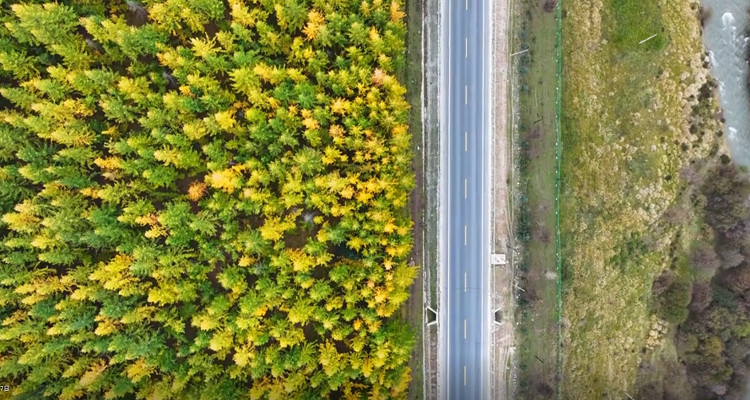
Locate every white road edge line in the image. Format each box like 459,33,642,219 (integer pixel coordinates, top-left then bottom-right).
438,0,451,396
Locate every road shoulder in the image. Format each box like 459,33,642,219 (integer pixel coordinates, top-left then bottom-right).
407,0,442,398
489,0,515,397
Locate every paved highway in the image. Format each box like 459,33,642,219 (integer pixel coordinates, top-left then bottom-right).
442,0,490,398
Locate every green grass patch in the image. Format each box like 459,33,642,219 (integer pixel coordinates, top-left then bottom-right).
609,0,668,51
514,1,560,398
404,0,426,396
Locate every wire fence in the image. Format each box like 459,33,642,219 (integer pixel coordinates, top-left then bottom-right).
554,0,563,398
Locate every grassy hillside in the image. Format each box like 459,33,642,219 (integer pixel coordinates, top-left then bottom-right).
560,0,726,397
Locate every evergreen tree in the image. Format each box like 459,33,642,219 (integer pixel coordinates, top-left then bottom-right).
0,0,414,397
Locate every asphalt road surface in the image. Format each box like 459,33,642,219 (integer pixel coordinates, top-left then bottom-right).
444,0,490,398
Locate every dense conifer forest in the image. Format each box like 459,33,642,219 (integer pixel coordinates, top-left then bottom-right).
0,1,416,398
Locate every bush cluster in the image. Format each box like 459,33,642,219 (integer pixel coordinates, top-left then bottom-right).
0,1,416,399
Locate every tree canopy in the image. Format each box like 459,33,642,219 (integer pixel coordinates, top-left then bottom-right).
0,1,416,398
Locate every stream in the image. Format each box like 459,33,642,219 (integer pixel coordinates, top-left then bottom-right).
701,0,750,168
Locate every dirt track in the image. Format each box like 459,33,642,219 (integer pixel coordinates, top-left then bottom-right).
417,0,442,398
489,0,515,397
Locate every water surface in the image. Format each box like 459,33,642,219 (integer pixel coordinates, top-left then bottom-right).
701,0,750,167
